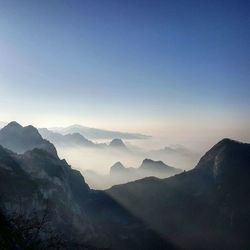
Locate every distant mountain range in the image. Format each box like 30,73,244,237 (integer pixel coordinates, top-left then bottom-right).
0,122,150,140
39,127,129,151
110,158,182,179
1,122,199,171
50,124,151,140
39,128,97,148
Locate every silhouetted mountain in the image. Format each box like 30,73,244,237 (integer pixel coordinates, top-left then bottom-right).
0,145,91,247
195,138,250,178
0,122,57,157
39,128,96,148
51,124,150,140
0,125,175,250
108,139,250,250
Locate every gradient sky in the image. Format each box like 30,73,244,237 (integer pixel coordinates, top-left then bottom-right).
0,0,249,143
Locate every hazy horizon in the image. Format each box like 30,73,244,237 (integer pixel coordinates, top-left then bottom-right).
1,1,249,149
0,119,249,152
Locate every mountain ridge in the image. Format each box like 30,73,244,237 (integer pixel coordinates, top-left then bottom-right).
51,124,151,140
39,128,96,148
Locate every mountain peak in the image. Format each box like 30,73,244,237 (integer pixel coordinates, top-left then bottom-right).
109,138,126,148
140,159,168,169
139,158,182,176
2,121,23,132
195,138,250,179
112,161,125,168
214,138,241,147
6,121,22,128
0,122,57,157
142,158,164,165
25,124,38,130
2,122,40,135
110,161,126,175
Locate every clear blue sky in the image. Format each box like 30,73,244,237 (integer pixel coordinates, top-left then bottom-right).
0,0,249,141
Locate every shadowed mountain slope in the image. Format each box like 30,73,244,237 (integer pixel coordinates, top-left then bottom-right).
107,139,250,250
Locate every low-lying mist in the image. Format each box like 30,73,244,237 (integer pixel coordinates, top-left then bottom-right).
57,146,143,175
56,139,201,189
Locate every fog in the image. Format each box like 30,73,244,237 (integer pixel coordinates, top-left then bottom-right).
56,138,201,189
57,146,143,175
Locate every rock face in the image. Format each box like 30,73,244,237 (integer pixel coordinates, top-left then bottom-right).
108,139,250,250
0,122,57,157
0,145,92,248
195,138,250,180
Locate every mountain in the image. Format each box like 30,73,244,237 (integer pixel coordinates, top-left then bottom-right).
139,158,182,176
0,122,57,157
0,145,92,248
109,161,137,177
107,139,250,250
0,124,175,250
39,128,96,148
39,129,131,151
109,159,182,179
51,124,150,140
109,138,127,150
110,161,127,174
110,159,182,178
